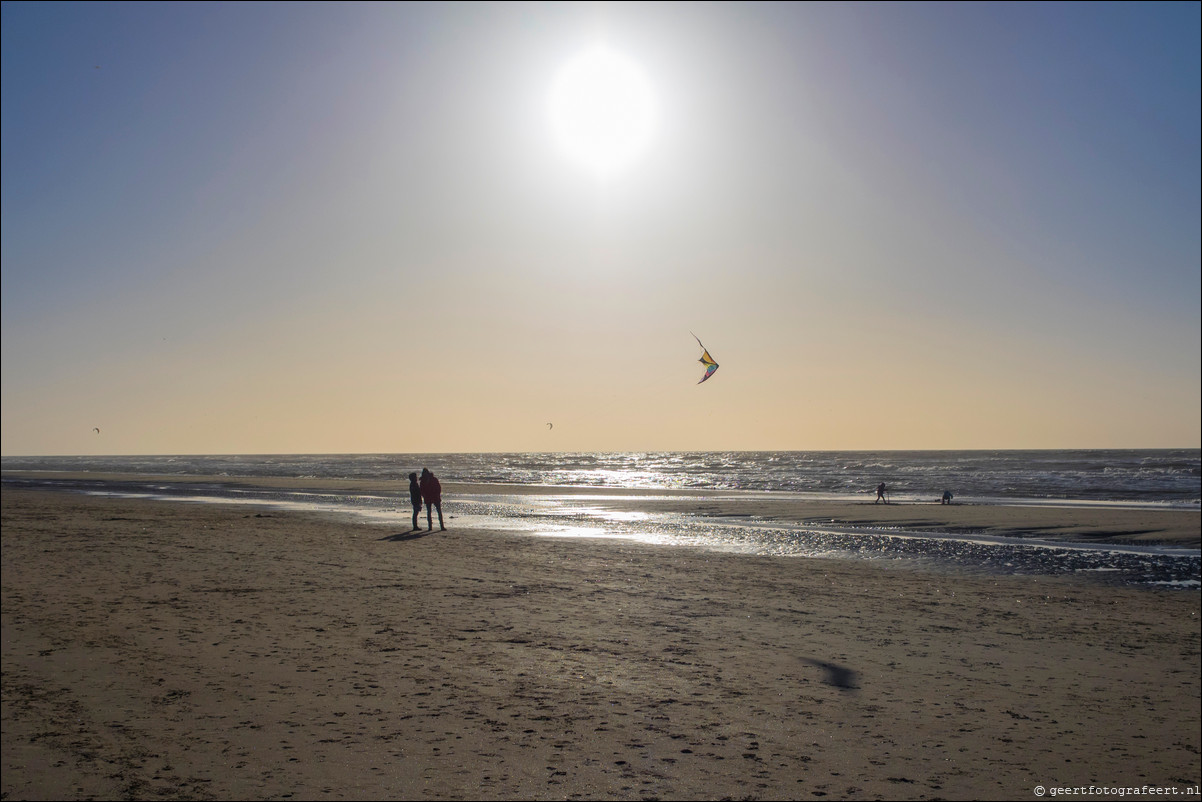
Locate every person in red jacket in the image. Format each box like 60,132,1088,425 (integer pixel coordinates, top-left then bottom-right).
419,468,445,531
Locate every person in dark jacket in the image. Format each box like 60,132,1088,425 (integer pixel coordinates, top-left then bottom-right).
407,472,423,531
419,468,445,531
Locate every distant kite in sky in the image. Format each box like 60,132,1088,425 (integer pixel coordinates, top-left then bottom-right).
692,333,719,384
547,422,553,430
93,427,100,434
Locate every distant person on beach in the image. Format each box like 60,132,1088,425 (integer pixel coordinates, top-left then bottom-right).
419,468,446,531
876,482,888,504
942,490,954,505
408,472,423,531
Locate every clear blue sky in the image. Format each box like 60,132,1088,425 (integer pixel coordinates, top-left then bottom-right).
3,1,1199,455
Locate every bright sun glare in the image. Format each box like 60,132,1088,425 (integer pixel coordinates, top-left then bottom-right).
548,46,656,177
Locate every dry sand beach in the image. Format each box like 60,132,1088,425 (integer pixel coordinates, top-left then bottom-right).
2,484,1199,800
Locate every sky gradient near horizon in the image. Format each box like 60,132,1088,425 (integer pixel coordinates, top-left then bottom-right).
3,1,1199,456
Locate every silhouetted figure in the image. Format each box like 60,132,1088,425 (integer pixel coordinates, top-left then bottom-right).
408,472,423,531
419,468,445,531
941,490,954,505
876,482,888,504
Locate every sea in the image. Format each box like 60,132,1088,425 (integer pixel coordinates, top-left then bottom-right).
3,449,1199,589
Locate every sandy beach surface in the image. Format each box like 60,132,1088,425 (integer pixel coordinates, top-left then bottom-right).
3,484,1199,800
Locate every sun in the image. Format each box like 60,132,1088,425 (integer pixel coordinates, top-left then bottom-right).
547,46,657,177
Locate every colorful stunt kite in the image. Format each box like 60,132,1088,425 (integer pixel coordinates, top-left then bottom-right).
692,333,719,384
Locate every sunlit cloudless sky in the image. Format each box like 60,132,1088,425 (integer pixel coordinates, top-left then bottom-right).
3,1,1199,455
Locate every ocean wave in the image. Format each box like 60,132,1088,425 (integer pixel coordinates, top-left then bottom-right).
3,450,1199,506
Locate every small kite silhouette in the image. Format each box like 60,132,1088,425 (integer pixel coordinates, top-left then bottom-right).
547,422,553,430
691,333,719,384
93,427,101,434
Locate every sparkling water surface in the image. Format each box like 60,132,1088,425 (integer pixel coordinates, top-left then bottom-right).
4,449,1199,504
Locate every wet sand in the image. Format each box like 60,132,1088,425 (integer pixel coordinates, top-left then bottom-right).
2,486,1199,800
444,483,1202,545
6,471,1200,545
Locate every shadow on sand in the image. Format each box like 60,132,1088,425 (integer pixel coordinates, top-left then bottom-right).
380,530,436,543
800,657,859,691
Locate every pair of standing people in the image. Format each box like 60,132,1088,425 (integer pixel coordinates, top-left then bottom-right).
408,468,445,531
